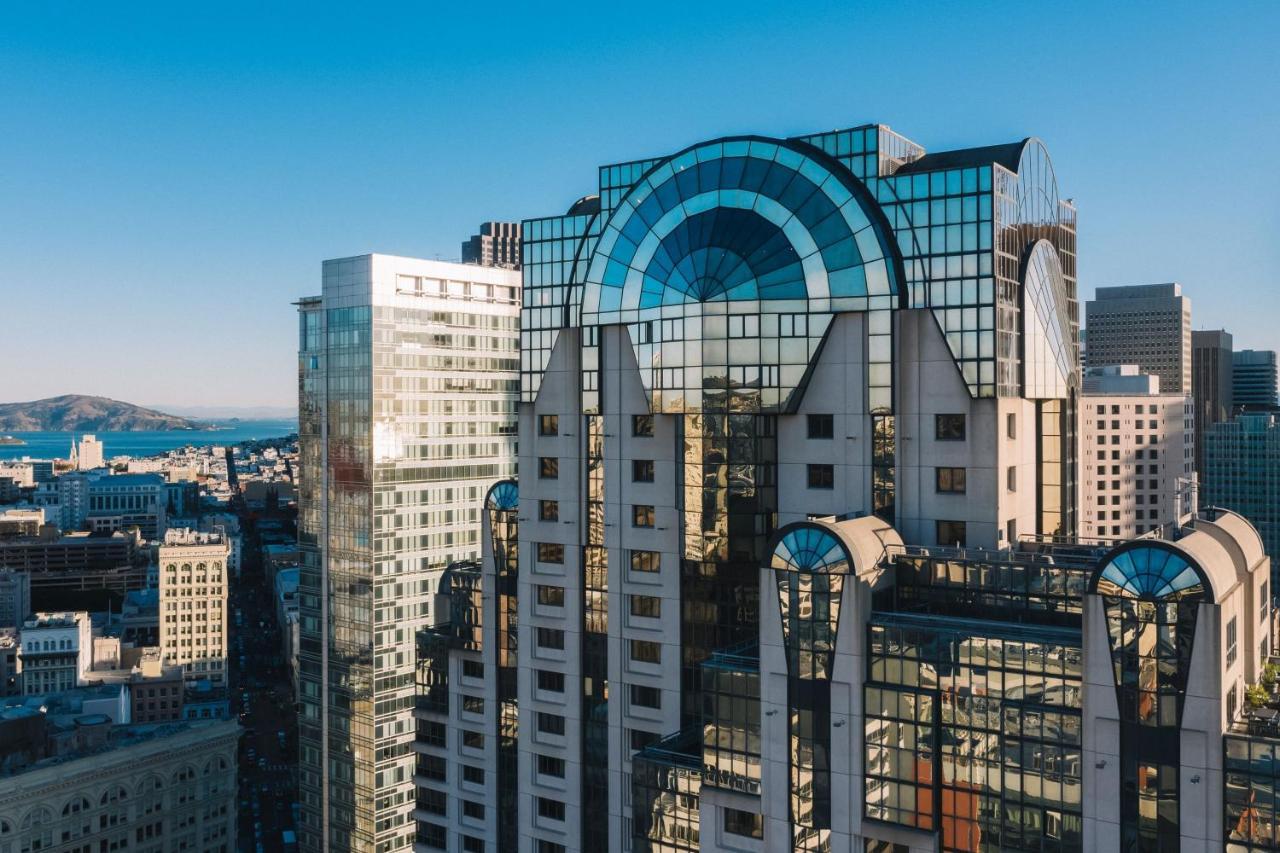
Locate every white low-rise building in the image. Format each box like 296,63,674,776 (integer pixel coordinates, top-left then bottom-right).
17,611,92,696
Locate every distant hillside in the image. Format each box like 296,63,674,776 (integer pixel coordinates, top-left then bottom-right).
0,395,204,431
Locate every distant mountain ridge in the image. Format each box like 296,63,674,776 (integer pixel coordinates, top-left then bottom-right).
0,395,204,431
151,404,296,420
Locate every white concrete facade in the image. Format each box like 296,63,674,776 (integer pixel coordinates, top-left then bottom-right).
1079,390,1195,540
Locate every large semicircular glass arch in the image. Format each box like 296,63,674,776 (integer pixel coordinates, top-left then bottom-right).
583,138,896,321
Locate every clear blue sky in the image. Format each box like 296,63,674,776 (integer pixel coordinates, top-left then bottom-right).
1,1,1277,408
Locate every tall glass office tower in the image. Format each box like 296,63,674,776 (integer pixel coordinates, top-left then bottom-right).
297,254,519,852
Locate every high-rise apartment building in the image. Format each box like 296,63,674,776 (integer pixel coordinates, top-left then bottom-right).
1193,328,1234,474
71,433,105,470
1233,348,1279,409
297,255,520,852
158,527,229,686
412,124,1091,853
1078,365,1194,540
462,221,522,269
1084,283,1191,394
1204,411,1280,578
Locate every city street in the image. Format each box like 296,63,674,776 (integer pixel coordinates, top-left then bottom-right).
231,512,298,853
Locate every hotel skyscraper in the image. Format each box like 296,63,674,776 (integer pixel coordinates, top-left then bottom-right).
297,254,520,852
408,126,1275,853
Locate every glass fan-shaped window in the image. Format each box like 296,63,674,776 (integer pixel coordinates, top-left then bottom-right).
485,480,518,511
772,525,850,681
1021,240,1074,399
770,527,850,574
1095,546,1206,601
583,138,897,322
1094,543,1208,729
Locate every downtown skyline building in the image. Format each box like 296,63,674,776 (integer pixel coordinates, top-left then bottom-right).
1193,329,1235,476
1204,411,1280,587
1084,283,1192,395
1234,349,1279,410
297,255,520,852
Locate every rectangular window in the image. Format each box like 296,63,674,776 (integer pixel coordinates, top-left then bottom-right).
1263,580,1270,622
1227,616,1238,667
539,500,559,522
538,414,558,436
536,670,565,693
462,730,484,749
937,520,966,547
461,660,484,680
632,459,655,482
419,721,447,750
537,754,566,778
630,639,661,664
807,414,834,439
536,542,564,563
1007,466,1017,492
462,836,485,853
632,414,654,437
807,464,834,490
538,457,558,479
935,413,966,441
724,808,764,839
632,505,656,527
462,695,484,715
1006,413,1017,439
630,595,661,618
630,729,660,752
630,684,662,709
537,798,565,822
462,800,485,820
535,627,564,650
630,550,661,573
418,753,446,780
536,585,565,607
935,467,966,494
462,765,485,785
420,822,447,849
537,842,566,853
537,712,566,735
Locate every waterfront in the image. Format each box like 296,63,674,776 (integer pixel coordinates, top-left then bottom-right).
0,419,298,461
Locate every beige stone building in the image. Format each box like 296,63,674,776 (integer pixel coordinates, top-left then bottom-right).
158,529,229,686
0,717,237,853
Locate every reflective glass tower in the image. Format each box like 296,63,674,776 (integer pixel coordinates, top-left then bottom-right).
297,255,519,852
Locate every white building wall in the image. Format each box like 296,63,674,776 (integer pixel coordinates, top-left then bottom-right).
1079,393,1194,540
